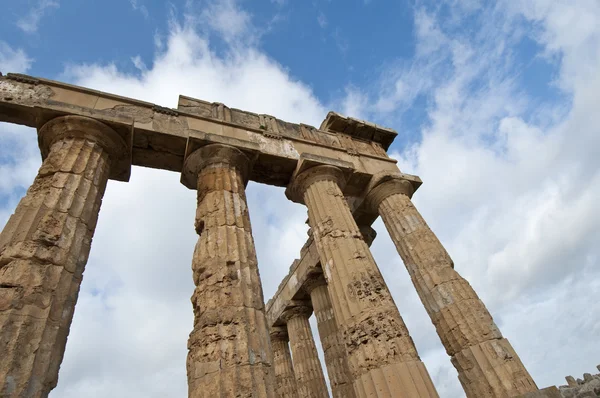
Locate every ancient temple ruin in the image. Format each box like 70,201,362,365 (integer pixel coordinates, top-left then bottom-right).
0,73,560,397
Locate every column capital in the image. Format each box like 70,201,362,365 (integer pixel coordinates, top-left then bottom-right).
270,326,289,342
303,274,327,295
285,154,354,204
38,115,131,181
364,174,417,213
281,303,313,322
286,165,346,204
181,143,252,189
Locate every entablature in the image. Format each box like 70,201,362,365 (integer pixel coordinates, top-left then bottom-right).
0,73,400,192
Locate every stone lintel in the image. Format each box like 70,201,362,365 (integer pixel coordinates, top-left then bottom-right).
0,74,402,187
266,239,322,326
319,111,398,150
293,153,355,176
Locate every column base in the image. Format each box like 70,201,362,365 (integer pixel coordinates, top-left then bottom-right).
517,386,561,398
452,338,537,398
188,363,273,398
354,360,439,398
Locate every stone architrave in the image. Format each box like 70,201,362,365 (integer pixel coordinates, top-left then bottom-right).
365,176,538,398
182,144,275,398
282,305,329,398
0,116,129,397
304,276,356,398
287,164,439,398
270,326,299,398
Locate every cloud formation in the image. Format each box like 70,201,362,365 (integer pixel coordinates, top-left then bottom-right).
349,1,600,395
16,0,59,34
0,42,32,74
129,0,149,19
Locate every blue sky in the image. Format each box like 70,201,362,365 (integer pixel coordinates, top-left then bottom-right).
1,0,562,150
0,0,417,97
1,1,600,397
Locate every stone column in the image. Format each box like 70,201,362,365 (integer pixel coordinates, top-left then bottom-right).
182,144,274,398
283,305,329,398
287,165,439,398
0,116,129,397
270,326,299,398
366,176,538,398
305,276,356,398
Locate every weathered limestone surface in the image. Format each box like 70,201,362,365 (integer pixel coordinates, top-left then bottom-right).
283,305,329,398
0,73,400,188
366,177,537,398
0,116,127,397
305,276,356,398
183,144,275,398
266,221,377,330
287,164,439,398
270,327,299,398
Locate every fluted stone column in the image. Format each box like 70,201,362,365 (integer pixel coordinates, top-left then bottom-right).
366,176,537,398
270,326,299,398
182,144,275,398
0,116,129,397
287,165,439,398
283,306,329,398
305,276,356,398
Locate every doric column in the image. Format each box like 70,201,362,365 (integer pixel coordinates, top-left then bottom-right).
270,326,299,398
0,115,129,397
287,165,439,398
282,305,329,398
366,176,538,398
305,276,356,398
182,144,275,398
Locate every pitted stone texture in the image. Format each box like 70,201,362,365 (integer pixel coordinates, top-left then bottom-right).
0,134,111,397
374,187,536,397
307,279,356,398
270,328,299,398
185,145,274,398
452,339,537,397
283,306,329,398
293,166,439,397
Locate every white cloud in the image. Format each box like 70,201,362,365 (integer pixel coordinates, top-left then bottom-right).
0,43,36,225
0,42,33,73
332,27,349,55
317,11,327,28
16,0,60,34
129,0,149,19
191,0,257,45
358,1,600,396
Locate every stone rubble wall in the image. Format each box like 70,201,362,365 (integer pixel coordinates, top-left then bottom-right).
559,365,600,398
